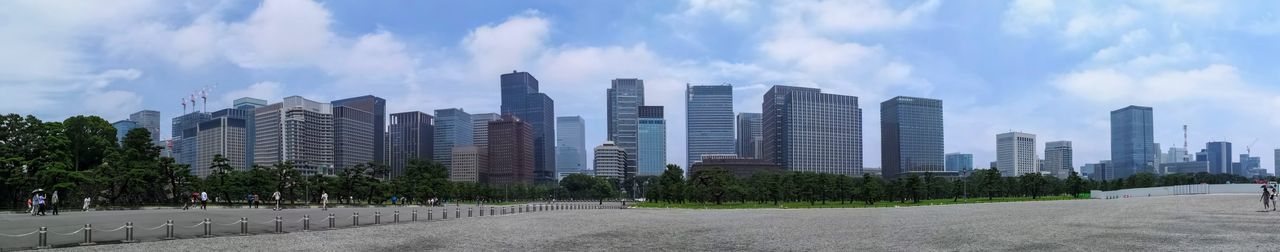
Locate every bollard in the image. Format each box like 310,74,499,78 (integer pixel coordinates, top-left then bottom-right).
429,209,434,220
202,218,212,237
123,222,136,243
240,218,248,236
375,212,381,225
394,211,400,223
164,220,175,240
469,207,473,217
455,208,460,219
490,207,495,216
412,210,418,221
80,224,94,245
274,216,283,234
328,213,336,229
37,227,48,249
353,212,360,226
480,207,485,217
304,215,310,231
443,208,449,220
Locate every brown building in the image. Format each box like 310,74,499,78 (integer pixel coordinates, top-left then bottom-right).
689,157,784,179
486,114,535,185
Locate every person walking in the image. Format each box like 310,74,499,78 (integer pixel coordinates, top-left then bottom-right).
1262,185,1271,211
200,191,208,210
272,191,281,211
35,194,46,216
1270,185,1277,212
27,197,34,216
50,191,59,215
321,192,329,211
82,197,91,211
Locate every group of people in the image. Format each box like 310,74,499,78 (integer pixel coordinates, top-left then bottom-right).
246,191,283,211
26,190,57,216
1263,184,1278,211
183,191,208,210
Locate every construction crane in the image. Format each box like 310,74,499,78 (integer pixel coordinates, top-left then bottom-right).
1247,138,1259,156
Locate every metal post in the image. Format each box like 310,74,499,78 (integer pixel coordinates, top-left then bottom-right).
394,211,400,223
304,215,310,231
490,207,494,216
444,208,449,220
480,207,485,216
429,209,434,220
124,222,136,243
240,218,248,235
328,214,335,229
454,208,459,219
375,212,381,225
165,220,174,240
37,227,48,249
353,212,360,226
202,218,212,237
79,224,94,245
275,216,282,234
412,210,418,221
469,207,473,217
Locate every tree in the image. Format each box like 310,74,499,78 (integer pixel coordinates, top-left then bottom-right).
1066,171,1087,198
158,157,192,203
860,173,883,205
209,154,235,204
560,173,600,199
691,167,733,205
980,168,1002,200
1019,173,1047,199
63,116,116,171
656,164,685,204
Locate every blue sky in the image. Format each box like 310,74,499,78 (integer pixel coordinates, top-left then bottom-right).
3,0,1280,172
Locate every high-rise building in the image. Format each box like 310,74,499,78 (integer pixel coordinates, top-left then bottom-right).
607,79,644,174
762,85,862,176
556,116,586,174
471,113,500,149
1164,147,1189,163
331,96,386,165
129,110,161,146
112,120,139,144
1239,154,1261,177
253,96,334,175
487,114,535,185
1275,149,1280,176
450,146,486,183
1110,105,1155,179
997,132,1037,177
1205,142,1232,175
686,84,736,169
1044,141,1073,178
945,153,973,175
172,112,211,168
735,113,762,159
332,104,375,173
637,106,666,177
500,71,556,183
388,112,434,179
195,113,247,178
433,108,473,173
594,141,627,179
1084,161,1110,180
880,96,944,179
233,97,267,169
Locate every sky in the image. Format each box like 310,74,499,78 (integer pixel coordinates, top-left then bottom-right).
3,0,1280,173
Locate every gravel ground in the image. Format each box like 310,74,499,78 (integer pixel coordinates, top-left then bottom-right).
24,195,1280,251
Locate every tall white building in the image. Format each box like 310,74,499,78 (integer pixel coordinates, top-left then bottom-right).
1043,141,1072,179
253,96,334,176
997,132,1037,177
471,113,500,149
593,141,627,179
450,146,486,183
1165,147,1189,163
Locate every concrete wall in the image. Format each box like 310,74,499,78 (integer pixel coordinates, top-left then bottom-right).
1091,184,1268,199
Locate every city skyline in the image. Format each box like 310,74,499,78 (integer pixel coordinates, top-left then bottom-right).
6,1,1280,174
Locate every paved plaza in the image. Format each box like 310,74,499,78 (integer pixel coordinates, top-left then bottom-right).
4,195,1279,251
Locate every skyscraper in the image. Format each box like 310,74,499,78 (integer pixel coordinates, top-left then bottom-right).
761,85,862,175
594,141,627,179
251,96,333,175
487,114,535,185
433,108,473,173
997,132,1037,177
172,111,211,168
556,116,586,174
500,71,556,183
1239,154,1261,177
735,113,762,159
195,112,247,178
388,112,433,179
129,110,161,146
1275,149,1280,176
331,96,386,164
112,120,138,144
450,146,486,183
471,113,500,149
607,79,644,174
1205,142,1231,175
1044,141,1073,178
880,96,944,179
945,153,973,174
233,97,267,170
637,106,666,176
1164,147,1189,163
686,84,735,168
332,104,375,172
1110,105,1155,179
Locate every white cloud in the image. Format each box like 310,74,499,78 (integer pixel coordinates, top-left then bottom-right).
777,0,940,35
462,11,550,77
222,0,336,69
674,0,757,24
222,81,284,105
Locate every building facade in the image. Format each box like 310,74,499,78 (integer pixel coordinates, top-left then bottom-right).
171,112,211,168
1044,141,1073,178
880,96,943,179
686,84,736,169
997,132,1037,177
735,113,762,159
450,145,486,183
129,110,161,146
762,85,862,176
1239,154,1261,177
556,116,586,174
388,111,433,179
331,96,386,165
486,114,535,185
112,120,139,144
1205,142,1232,175
945,153,973,175
500,71,556,183
433,108,473,173
332,105,375,173
471,113,500,149
1160,161,1209,174
593,141,627,179
637,106,666,177
689,156,783,180
195,115,247,178
253,96,334,175
607,79,644,174
1110,106,1156,179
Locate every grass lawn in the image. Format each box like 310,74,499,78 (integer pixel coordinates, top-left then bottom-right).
635,195,1088,209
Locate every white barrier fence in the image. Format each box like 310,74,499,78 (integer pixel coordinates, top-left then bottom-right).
1091,184,1266,199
